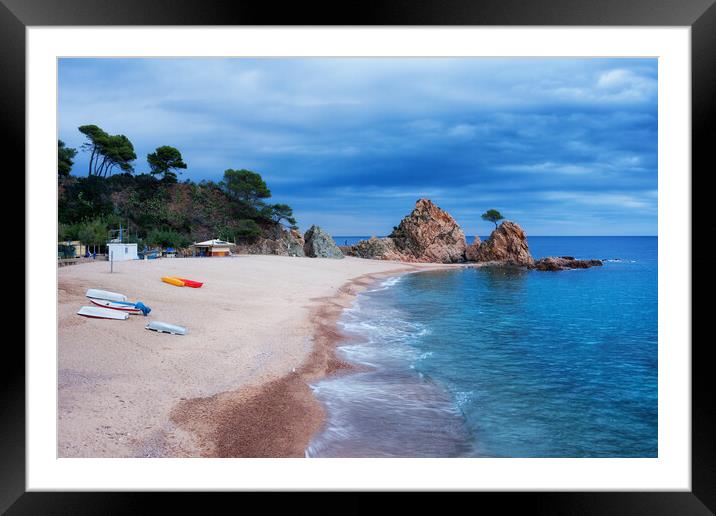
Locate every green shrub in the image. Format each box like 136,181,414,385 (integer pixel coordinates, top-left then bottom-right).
146,228,191,248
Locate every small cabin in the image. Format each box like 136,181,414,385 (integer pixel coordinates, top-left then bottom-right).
107,242,138,261
192,239,232,257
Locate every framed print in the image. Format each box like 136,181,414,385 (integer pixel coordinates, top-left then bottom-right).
5,0,713,513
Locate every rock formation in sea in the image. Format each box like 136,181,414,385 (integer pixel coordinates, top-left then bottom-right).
350,199,468,263
346,198,601,270
303,225,344,259
233,223,306,257
464,235,481,262
391,198,468,263
468,220,534,266
530,256,604,271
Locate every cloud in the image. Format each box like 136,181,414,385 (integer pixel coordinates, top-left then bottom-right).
541,190,657,211
498,162,593,175
58,57,658,235
595,68,657,100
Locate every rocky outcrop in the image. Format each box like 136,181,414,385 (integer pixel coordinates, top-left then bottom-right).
350,236,404,261
346,200,602,270
351,199,467,263
287,229,306,256
464,236,482,262
530,256,603,271
468,221,533,266
303,226,344,259
233,223,305,257
390,199,468,263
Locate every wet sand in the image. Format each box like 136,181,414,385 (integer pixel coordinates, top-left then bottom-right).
58,255,457,457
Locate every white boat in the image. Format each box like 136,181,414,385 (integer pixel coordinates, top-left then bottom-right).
90,298,145,315
146,321,187,335
77,306,129,320
86,289,127,302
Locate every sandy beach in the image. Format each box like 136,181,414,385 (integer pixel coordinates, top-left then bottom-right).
58,255,457,457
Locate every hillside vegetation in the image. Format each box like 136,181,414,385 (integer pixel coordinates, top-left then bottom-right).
58,126,296,251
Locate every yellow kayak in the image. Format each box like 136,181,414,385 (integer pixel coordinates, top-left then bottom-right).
161,276,185,287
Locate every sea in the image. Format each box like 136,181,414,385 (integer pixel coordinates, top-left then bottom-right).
306,236,658,457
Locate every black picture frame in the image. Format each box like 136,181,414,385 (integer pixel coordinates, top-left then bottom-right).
5,0,712,513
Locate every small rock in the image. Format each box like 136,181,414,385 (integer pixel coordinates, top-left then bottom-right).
530,256,603,271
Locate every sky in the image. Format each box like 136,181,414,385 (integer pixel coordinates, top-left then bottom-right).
58,58,657,236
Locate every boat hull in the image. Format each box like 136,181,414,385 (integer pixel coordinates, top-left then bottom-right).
177,278,203,288
161,276,185,287
90,298,143,314
77,306,129,320
146,321,187,335
86,289,127,302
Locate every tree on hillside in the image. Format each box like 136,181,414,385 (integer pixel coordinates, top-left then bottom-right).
58,222,79,242
220,169,272,215
146,228,190,248
78,125,136,177
79,125,109,176
219,219,262,243
147,146,187,183
98,134,136,176
58,140,77,177
58,175,115,223
481,209,505,228
77,218,108,252
264,203,297,227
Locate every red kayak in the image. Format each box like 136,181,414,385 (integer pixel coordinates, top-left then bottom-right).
177,277,203,288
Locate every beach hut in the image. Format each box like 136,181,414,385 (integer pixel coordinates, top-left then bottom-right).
192,239,232,257
107,242,139,261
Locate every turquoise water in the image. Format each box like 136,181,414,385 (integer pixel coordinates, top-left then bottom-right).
307,237,657,457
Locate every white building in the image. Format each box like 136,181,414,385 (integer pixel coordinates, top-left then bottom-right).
107,242,138,261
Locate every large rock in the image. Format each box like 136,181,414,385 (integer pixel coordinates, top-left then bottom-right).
350,236,403,261
303,225,344,259
352,199,467,263
530,256,603,271
389,199,468,263
469,221,534,266
233,223,305,257
464,236,482,262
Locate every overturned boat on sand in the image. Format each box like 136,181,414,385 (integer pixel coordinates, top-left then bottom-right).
85,289,127,303
145,321,187,335
77,306,129,320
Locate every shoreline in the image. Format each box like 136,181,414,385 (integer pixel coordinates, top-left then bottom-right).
169,263,463,457
57,255,464,457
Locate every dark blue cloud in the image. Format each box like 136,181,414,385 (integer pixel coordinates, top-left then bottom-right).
58,58,657,235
